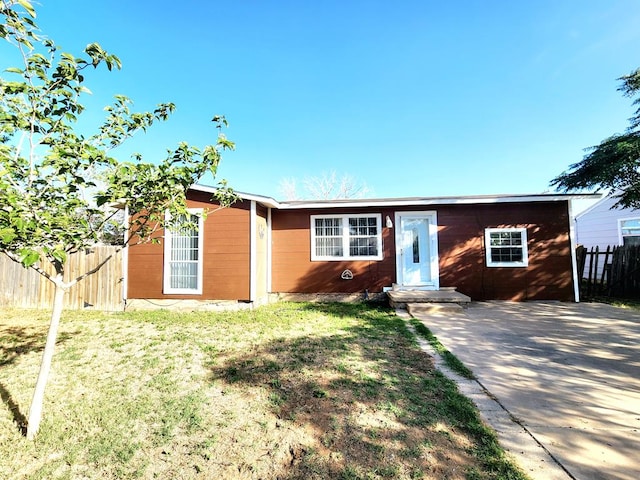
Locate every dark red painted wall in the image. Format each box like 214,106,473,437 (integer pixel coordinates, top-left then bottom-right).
271,202,575,301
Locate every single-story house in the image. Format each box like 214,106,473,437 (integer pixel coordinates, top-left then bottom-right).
124,185,596,307
575,194,640,249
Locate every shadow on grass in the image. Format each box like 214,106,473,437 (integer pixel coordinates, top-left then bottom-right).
208,302,524,479
0,325,73,436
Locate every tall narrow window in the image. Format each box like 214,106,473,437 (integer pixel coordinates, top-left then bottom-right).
314,217,344,257
163,210,203,294
485,228,528,267
412,228,420,263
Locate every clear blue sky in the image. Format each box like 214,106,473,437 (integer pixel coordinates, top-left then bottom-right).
11,0,640,200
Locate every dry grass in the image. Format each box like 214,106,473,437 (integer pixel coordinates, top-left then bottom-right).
0,302,526,479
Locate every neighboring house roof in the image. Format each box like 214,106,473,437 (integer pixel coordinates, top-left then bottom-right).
191,184,599,210
575,192,625,220
574,192,640,248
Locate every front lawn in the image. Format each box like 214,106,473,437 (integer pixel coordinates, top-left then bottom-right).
0,302,526,479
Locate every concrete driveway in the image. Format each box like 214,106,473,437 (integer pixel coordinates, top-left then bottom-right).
410,301,640,480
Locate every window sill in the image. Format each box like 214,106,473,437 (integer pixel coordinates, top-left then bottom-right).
163,289,203,295
486,263,528,268
311,256,383,262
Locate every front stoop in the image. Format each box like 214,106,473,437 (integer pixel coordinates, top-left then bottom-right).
387,289,471,309
406,303,465,315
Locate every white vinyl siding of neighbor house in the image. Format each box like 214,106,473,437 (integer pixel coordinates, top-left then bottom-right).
575,196,640,249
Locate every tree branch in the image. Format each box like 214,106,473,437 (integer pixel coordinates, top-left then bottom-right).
68,248,121,287
3,251,53,282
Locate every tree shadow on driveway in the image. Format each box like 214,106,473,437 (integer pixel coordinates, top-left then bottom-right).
417,301,640,480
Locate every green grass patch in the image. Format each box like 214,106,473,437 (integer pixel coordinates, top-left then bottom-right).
0,303,527,479
586,296,640,310
410,318,475,379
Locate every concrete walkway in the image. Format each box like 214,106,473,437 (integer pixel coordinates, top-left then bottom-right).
406,301,640,480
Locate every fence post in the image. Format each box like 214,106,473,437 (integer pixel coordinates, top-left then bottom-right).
586,246,596,297
600,245,611,291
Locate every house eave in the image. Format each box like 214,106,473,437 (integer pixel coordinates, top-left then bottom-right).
277,193,601,210
190,184,280,208
191,183,600,210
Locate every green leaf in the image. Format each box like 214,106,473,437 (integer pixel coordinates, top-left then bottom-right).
14,217,25,232
52,249,67,264
4,67,23,74
18,249,40,268
95,194,111,207
0,228,17,244
19,38,34,50
16,0,37,18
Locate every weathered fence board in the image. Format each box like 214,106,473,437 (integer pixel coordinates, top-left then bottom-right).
577,245,640,299
0,246,123,311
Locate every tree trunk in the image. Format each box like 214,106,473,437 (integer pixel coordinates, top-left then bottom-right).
26,276,66,440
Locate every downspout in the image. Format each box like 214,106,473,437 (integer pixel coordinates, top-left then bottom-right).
267,207,272,295
122,205,129,310
250,200,257,304
568,200,581,302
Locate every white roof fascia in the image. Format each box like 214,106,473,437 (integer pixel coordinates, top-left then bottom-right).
277,193,600,210
191,184,599,210
574,191,619,220
190,184,280,208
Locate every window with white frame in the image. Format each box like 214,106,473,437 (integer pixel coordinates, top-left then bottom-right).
485,228,528,267
619,218,640,246
311,214,383,260
163,210,204,294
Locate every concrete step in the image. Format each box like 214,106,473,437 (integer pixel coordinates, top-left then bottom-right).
407,303,465,315
387,288,471,309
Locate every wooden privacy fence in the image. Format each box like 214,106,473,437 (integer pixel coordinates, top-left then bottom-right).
0,246,123,311
577,245,640,299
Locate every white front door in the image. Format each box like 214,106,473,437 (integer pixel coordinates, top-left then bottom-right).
395,212,439,288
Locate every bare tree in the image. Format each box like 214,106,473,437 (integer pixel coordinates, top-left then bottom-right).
278,171,371,200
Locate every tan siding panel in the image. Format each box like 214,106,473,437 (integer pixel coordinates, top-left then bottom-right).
127,191,251,300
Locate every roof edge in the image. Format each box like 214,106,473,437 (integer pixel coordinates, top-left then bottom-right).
191,184,600,210
190,184,280,208
277,193,601,209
